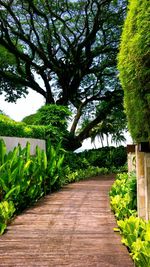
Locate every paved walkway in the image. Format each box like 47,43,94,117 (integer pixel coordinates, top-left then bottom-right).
0,175,134,267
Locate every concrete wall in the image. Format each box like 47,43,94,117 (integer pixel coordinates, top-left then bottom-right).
0,136,46,155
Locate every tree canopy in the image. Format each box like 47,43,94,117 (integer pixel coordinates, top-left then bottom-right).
118,0,150,142
0,0,127,149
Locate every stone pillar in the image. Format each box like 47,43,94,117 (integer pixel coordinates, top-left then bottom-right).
136,142,150,220
127,145,136,173
136,146,145,219
144,153,150,220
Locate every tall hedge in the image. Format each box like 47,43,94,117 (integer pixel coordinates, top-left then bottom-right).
0,114,60,144
118,0,150,142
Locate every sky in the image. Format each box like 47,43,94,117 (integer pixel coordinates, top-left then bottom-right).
0,89,133,151
0,90,45,121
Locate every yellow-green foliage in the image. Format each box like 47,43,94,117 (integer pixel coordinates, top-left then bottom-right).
118,0,150,142
0,114,61,143
118,217,150,267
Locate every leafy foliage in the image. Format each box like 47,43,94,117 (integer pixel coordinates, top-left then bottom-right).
0,116,46,139
0,139,64,234
81,97,127,146
0,45,28,102
118,0,150,142
0,113,64,144
0,201,15,235
110,172,150,266
118,217,150,267
80,146,127,169
22,104,71,147
23,104,71,128
62,146,127,184
110,172,137,220
65,167,109,184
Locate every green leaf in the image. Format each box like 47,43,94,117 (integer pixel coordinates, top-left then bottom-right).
0,222,7,235
4,185,20,200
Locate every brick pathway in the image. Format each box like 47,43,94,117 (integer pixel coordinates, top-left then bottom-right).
0,175,134,267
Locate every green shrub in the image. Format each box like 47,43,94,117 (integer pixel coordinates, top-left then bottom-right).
22,113,39,125
62,146,127,178
23,104,71,128
22,104,71,135
0,201,15,235
110,172,137,220
64,166,109,184
118,0,150,142
110,172,150,266
63,151,90,172
0,114,14,122
80,146,127,169
0,115,46,139
22,104,73,148
0,115,64,144
0,139,64,234
118,217,150,267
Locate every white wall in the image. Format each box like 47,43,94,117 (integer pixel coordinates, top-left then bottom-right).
0,136,46,155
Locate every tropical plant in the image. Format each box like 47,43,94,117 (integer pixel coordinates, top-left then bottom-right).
0,201,15,235
0,139,64,234
118,217,150,267
110,172,150,266
110,172,137,220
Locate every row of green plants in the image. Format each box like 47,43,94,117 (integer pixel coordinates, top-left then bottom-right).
78,146,127,170
0,139,64,235
110,173,150,267
64,146,127,174
65,166,109,184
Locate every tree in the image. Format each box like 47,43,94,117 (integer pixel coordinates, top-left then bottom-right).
118,0,150,142
0,45,27,102
0,0,127,149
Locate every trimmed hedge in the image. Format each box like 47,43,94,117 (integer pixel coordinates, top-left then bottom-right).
0,120,46,139
79,146,127,169
0,115,46,139
0,114,60,143
118,0,150,142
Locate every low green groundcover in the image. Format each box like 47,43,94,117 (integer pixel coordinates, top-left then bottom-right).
110,173,150,267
